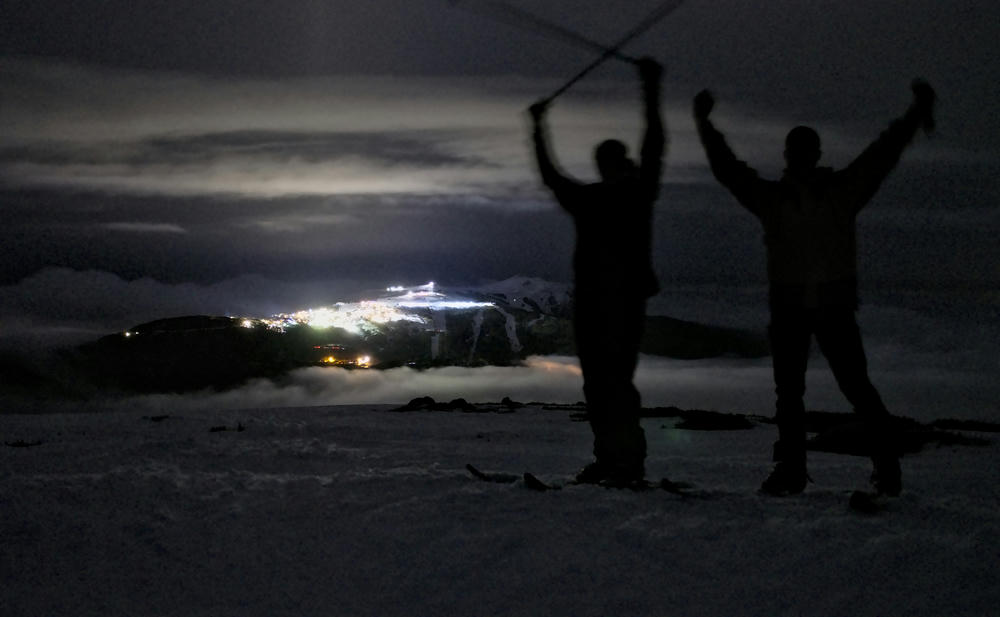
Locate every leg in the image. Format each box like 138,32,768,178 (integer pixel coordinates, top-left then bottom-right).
813,308,895,448
768,307,812,461
602,296,647,467
813,309,888,417
814,309,901,494
760,307,812,495
574,295,646,480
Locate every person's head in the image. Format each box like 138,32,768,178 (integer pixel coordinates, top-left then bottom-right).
594,139,636,181
784,126,821,173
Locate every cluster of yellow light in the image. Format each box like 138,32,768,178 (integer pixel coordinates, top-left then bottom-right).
319,354,371,369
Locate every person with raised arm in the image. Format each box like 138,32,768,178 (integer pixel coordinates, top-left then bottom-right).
529,57,665,486
693,81,936,496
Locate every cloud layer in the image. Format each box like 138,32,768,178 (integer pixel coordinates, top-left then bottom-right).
16,352,992,424
5,58,979,200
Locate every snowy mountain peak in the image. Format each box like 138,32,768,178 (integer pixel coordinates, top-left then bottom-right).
467,276,573,317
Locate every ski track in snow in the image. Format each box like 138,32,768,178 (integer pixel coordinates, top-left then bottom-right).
1,405,997,617
492,305,523,353
468,309,484,364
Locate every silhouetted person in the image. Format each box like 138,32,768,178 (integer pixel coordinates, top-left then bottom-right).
693,80,936,496
530,58,664,485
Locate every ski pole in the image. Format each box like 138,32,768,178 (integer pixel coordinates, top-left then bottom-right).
539,0,684,105
450,0,638,64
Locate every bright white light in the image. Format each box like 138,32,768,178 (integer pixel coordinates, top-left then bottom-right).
259,300,428,334
248,281,495,334
396,300,494,310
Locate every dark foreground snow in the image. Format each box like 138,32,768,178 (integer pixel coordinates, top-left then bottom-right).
2,405,997,617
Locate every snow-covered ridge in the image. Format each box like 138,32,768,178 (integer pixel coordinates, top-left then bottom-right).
75,276,767,394
245,277,569,354
249,280,500,335
469,275,572,316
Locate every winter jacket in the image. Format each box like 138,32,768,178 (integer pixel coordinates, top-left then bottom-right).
532,87,665,301
696,105,926,309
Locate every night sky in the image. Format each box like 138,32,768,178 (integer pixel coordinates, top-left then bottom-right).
1,1,998,415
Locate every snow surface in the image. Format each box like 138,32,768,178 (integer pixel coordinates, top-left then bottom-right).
2,405,997,617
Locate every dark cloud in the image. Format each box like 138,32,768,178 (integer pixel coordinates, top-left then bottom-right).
0,130,488,169
1,1,997,419
102,222,188,234
0,188,546,284
0,130,503,197
0,267,376,344
4,1,996,123
0,1,667,77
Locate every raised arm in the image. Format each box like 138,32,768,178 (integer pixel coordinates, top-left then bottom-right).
529,101,583,204
637,58,665,199
840,79,937,211
693,90,765,215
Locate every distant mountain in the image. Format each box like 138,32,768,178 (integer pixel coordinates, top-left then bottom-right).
67,277,768,393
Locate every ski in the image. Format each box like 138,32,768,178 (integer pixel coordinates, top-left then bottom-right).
523,472,559,491
465,463,519,484
543,474,696,494
468,464,696,495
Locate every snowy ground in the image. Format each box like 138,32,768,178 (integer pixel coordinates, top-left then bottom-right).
2,404,997,617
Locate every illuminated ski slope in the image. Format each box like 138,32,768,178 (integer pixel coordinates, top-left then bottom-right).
253,282,495,335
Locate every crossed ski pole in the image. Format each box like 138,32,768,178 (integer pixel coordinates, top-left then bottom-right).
452,0,684,104
451,0,640,64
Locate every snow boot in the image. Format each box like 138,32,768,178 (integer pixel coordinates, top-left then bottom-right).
584,417,646,487
760,462,810,496
760,441,809,496
574,460,645,487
